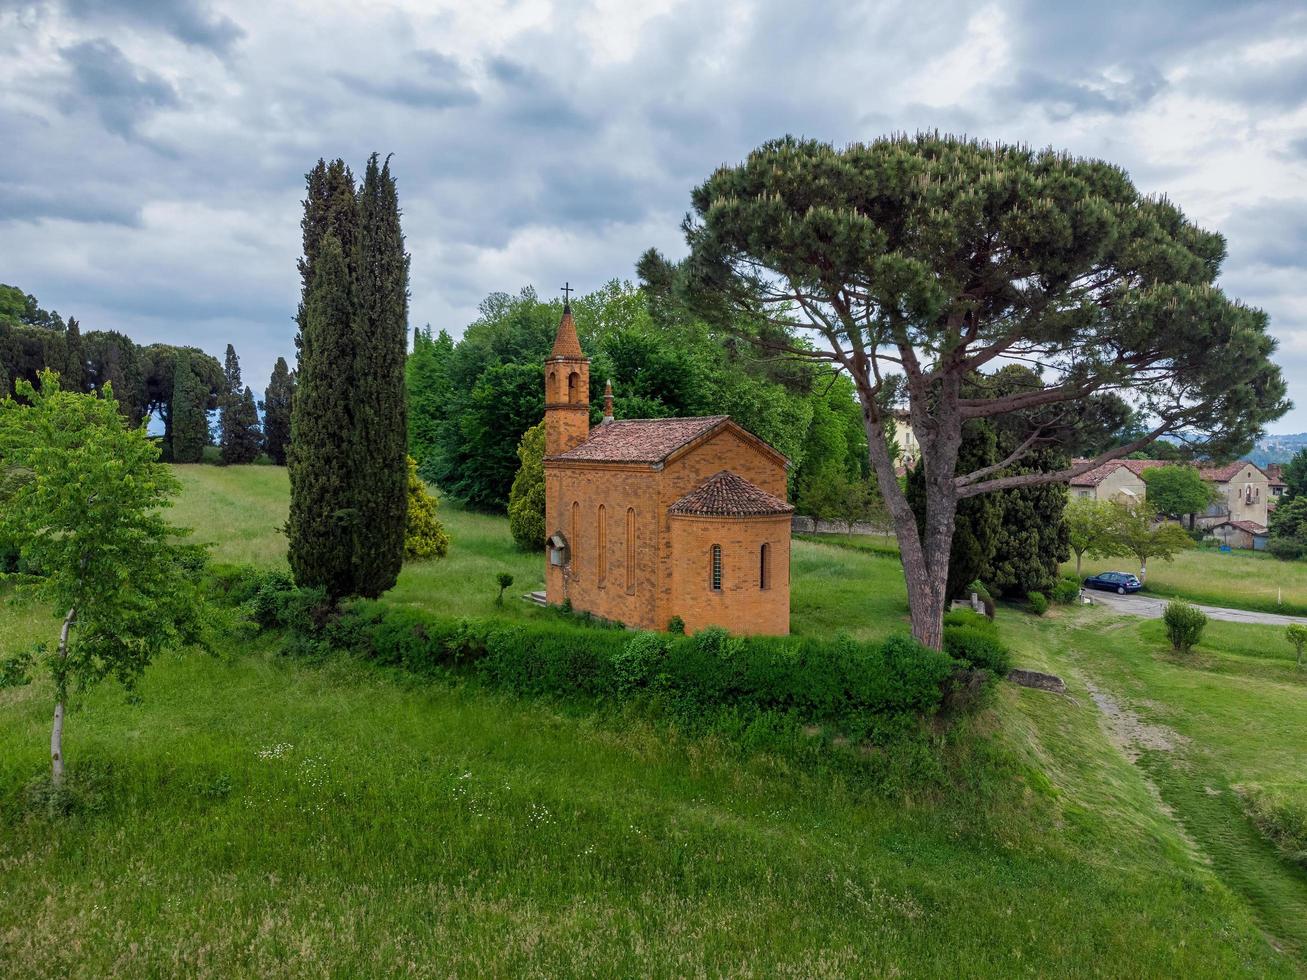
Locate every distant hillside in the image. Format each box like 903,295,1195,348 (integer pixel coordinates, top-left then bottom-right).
1247,432,1307,467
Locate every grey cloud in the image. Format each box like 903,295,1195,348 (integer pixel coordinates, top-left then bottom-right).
59,38,179,139
1000,67,1166,120
338,50,478,109
0,181,142,226
62,0,243,54
1223,200,1307,270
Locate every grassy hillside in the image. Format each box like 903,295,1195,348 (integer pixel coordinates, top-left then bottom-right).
0,464,1301,975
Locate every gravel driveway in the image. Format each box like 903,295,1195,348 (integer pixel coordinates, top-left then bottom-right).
1087,589,1307,627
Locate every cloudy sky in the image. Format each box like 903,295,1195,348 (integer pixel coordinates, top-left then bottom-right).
3,0,1306,429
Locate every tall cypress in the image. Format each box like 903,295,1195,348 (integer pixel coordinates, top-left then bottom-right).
288,233,358,598
261,356,294,465
350,153,409,596
219,345,261,464
63,317,84,392
170,351,208,463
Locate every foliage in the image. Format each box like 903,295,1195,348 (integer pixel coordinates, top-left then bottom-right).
406,325,453,467
495,572,515,606
1027,591,1049,616
680,133,1287,650
1065,497,1127,577
260,357,294,466
1105,503,1193,580
1236,785,1307,869
404,457,449,561
219,347,262,465
0,372,208,781
801,470,886,534
667,615,686,634
1162,600,1207,654
941,618,1011,675
1281,449,1307,500
1268,495,1307,560
1141,465,1215,525
1286,624,1307,670
1050,576,1082,604
170,350,210,463
507,420,546,549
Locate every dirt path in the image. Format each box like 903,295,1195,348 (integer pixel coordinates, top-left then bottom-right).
1088,590,1307,627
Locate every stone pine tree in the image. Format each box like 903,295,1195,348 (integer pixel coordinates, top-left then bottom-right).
219,345,262,464
170,350,209,463
683,134,1287,649
261,356,294,465
288,233,358,599
349,152,409,596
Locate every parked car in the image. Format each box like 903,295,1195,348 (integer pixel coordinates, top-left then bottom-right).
1083,571,1143,595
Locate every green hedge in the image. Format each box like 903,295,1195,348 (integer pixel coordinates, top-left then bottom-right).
941,609,1012,675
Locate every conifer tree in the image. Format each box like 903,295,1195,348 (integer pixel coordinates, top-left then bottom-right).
63,316,84,392
170,351,209,463
261,356,294,465
349,152,409,596
220,386,262,464
288,233,358,598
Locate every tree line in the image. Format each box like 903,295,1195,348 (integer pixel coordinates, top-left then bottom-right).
0,283,295,465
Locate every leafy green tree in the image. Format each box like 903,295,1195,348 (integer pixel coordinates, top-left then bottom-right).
1268,495,1307,560
404,456,449,560
1065,497,1126,577
261,356,294,465
407,325,453,467
289,233,358,599
681,134,1286,648
349,153,410,596
1281,449,1307,500
1142,465,1215,528
1286,624,1307,669
508,420,547,550
1106,503,1193,581
0,373,207,785
84,330,147,426
170,350,210,463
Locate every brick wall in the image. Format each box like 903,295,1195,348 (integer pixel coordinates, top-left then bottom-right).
669,513,791,635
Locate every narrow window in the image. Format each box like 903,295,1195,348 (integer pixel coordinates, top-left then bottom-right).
570,502,579,566
568,371,579,403
597,505,607,588
625,508,636,594
548,370,556,400
760,542,770,590
710,544,722,592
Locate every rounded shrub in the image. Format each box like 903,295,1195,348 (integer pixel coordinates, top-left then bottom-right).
1051,576,1082,604
943,624,1011,675
667,615,686,635
1028,591,1048,616
1163,600,1207,654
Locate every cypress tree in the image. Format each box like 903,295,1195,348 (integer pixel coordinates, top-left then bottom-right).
288,233,358,598
219,346,262,464
170,351,208,463
261,356,294,465
296,159,358,354
63,317,84,392
349,153,409,596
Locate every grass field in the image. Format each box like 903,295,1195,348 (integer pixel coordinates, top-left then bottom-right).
1,464,1303,975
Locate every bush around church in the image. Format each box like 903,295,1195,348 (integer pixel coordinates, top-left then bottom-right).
210,564,1003,744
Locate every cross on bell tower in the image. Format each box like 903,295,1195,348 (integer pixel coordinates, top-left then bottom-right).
544,280,589,456
561,281,574,311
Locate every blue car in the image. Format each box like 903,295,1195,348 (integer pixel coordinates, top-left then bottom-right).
1084,571,1143,595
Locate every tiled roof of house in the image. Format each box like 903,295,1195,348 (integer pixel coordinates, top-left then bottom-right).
549,416,729,463
668,470,794,517
1198,461,1263,483
1266,464,1287,487
1068,458,1167,487
548,309,584,360
1218,519,1268,535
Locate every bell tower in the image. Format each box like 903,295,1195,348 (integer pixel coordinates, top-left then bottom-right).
544,284,589,456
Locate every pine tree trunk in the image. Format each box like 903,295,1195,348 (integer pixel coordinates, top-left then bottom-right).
51,607,75,786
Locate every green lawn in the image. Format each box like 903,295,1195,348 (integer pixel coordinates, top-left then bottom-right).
1074,546,1307,617
1,464,1302,975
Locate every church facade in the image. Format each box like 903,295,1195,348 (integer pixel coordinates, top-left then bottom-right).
541,304,793,635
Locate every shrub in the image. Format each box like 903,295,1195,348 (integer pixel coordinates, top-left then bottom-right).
667,615,686,635
495,572,514,606
943,608,997,634
612,632,668,694
1268,537,1307,562
1027,591,1048,616
1163,600,1207,654
965,579,995,618
943,624,1011,675
1236,784,1307,868
1051,576,1081,604
1286,624,1307,670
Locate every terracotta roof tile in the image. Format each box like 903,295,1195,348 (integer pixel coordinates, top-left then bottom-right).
1216,519,1268,535
548,309,584,360
668,470,793,517
549,416,728,464
1068,458,1167,487
1198,461,1263,483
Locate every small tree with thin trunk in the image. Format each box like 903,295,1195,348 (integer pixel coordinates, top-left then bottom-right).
1141,465,1216,529
0,372,207,786
1106,502,1193,582
1065,497,1127,577
680,134,1287,648
1286,624,1307,670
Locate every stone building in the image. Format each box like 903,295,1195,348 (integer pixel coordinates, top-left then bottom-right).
541,303,793,635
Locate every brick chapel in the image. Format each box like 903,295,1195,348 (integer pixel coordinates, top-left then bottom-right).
541,301,793,635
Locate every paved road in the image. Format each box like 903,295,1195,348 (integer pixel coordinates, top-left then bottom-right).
1088,589,1307,627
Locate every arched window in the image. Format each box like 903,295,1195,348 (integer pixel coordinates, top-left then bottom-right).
625,508,636,594
548,370,556,399
570,502,579,566
710,544,722,592
597,505,607,588
760,542,771,590
567,371,579,403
